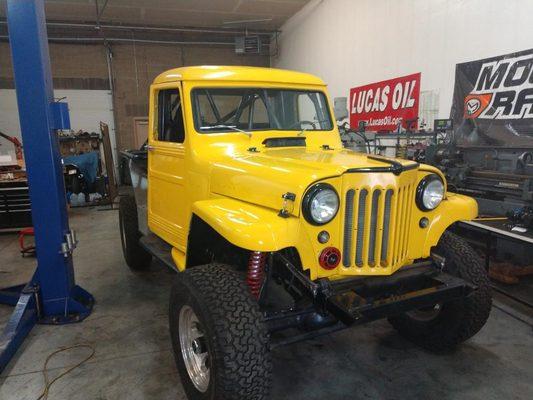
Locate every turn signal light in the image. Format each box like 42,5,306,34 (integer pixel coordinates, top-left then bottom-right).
319,247,341,270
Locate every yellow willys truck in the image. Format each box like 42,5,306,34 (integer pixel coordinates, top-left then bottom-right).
119,66,491,400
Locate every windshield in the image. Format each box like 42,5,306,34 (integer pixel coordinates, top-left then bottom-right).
192,88,333,133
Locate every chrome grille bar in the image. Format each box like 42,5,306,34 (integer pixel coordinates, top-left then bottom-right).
393,186,406,265
355,189,368,267
402,185,414,259
380,189,393,265
368,190,381,265
342,189,355,267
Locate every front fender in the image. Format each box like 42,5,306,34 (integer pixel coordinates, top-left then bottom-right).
416,192,478,255
192,198,300,251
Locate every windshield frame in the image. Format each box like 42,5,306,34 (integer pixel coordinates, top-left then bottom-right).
190,87,334,134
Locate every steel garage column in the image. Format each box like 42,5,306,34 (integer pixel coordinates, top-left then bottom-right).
0,0,94,372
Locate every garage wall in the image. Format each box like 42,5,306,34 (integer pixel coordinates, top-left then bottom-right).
0,41,269,150
0,88,114,137
0,88,117,165
273,0,533,122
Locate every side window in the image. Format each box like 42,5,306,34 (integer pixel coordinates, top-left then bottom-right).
157,88,185,143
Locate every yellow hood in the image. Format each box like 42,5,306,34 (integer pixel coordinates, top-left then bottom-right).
209,147,419,215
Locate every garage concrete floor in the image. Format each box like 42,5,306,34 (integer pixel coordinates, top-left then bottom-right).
1,207,532,400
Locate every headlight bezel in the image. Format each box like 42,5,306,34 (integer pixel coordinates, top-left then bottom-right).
416,174,445,211
302,183,339,225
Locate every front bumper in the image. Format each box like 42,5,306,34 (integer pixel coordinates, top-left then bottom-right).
269,254,475,337
324,262,474,325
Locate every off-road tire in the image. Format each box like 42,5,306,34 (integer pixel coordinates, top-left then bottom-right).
118,195,152,271
388,231,491,352
169,263,272,400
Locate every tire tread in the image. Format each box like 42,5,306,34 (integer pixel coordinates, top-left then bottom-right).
119,195,152,270
389,231,491,352
171,263,271,400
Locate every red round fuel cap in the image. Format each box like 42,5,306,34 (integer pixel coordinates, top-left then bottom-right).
319,247,341,270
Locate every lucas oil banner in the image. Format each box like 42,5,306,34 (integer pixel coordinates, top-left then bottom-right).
349,72,421,132
451,48,533,146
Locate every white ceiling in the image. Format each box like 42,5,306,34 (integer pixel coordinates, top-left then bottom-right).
1,0,311,30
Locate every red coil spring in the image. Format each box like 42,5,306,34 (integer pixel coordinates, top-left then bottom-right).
247,251,267,298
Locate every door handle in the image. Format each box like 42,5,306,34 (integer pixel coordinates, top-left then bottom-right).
146,145,155,151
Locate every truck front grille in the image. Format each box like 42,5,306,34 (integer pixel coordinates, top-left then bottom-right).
342,183,414,271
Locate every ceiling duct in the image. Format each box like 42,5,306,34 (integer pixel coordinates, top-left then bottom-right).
235,35,262,54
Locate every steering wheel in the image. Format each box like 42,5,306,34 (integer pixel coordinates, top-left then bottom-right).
289,120,317,129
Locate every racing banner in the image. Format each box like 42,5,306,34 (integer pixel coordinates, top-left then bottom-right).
349,72,421,132
451,48,533,146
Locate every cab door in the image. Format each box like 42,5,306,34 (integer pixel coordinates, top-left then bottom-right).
147,83,187,250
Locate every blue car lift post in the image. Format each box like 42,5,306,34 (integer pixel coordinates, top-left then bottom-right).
0,0,94,373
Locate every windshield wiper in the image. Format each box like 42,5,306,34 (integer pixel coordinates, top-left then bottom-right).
297,119,331,136
297,127,308,136
200,124,251,137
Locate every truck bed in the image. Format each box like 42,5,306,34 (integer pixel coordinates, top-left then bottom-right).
120,149,149,235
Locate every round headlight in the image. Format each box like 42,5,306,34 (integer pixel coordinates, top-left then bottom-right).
416,174,445,211
302,183,339,225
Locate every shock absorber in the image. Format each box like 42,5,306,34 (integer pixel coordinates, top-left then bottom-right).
247,251,267,298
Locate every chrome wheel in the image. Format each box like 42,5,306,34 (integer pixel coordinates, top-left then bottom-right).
179,305,210,393
406,303,442,322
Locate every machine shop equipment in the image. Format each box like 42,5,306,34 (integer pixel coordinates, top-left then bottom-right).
0,131,24,168
425,117,533,273
426,113,533,216
426,144,533,215
338,121,373,153
334,96,373,153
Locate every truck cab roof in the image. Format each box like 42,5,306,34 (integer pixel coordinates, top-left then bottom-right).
153,65,327,86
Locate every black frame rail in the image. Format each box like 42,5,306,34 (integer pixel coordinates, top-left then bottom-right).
268,253,475,348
